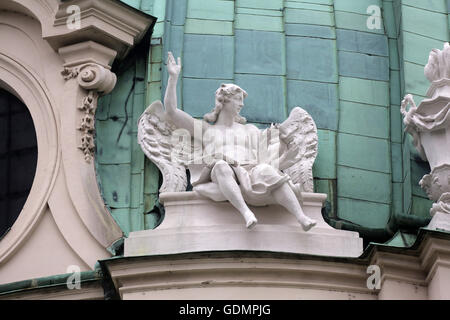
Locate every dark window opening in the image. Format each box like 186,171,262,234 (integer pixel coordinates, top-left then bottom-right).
0,88,37,239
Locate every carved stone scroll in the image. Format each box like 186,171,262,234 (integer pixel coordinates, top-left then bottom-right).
61,62,117,162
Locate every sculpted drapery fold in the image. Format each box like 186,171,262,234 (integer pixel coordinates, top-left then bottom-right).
401,43,450,230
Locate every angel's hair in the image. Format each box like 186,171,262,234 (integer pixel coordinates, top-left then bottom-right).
203,83,248,124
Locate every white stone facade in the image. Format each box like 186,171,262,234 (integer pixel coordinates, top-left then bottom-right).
1,0,450,301
0,0,154,284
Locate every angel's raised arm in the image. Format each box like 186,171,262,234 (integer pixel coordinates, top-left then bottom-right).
164,52,197,136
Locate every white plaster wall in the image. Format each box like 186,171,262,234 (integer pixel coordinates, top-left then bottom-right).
0,206,89,284
428,266,450,299
0,7,116,284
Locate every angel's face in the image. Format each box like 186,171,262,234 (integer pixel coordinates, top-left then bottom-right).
223,92,244,116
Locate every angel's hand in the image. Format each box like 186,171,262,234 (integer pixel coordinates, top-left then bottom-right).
167,52,181,77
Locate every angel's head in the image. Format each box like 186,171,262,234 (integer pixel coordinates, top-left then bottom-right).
203,83,248,124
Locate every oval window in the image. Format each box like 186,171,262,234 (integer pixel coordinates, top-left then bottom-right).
0,88,37,239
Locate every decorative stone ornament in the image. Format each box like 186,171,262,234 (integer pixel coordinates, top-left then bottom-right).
61,61,117,162
401,43,450,231
0,0,155,283
129,52,363,258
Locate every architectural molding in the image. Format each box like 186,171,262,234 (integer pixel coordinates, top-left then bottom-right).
1,0,154,60
362,231,450,300
54,39,124,250
0,51,59,265
125,192,363,258
104,253,376,300
369,250,427,299
420,237,450,279
50,0,153,59
419,236,450,299
0,283,105,300
108,232,450,300
0,0,155,281
0,274,105,300
59,42,118,162
3,232,450,299
0,8,117,273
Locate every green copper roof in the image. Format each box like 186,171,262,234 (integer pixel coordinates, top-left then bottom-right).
0,270,101,297
383,231,418,248
95,0,450,245
119,0,154,14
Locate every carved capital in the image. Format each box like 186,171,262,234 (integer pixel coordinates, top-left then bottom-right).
77,64,117,95
61,63,117,162
59,41,118,162
59,42,118,91
62,63,117,94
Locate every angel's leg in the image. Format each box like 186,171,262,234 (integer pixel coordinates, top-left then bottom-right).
272,182,316,231
210,161,257,229
193,183,226,202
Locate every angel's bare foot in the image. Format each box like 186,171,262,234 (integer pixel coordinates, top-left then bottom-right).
243,211,258,229
299,215,316,232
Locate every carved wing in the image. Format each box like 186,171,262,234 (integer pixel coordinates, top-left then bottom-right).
137,100,188,193
276,107,318,192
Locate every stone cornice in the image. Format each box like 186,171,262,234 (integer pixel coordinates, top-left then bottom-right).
370,251,427,287
103,254,376,299
104,231,450,299
4,0,156,60
47,0,155,58
54,0,148,35
419,236,450,282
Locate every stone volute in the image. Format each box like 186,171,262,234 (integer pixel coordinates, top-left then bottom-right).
401,42,450,231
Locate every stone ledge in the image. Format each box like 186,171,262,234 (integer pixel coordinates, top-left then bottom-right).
104,253,376,300
125,192,363,258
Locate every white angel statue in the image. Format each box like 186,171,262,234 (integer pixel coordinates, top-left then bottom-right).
138,52,318,231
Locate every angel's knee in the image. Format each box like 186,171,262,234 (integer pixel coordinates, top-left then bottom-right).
212,160,233,178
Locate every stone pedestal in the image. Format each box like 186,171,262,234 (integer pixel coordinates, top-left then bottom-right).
427,212,450,231
125,192,363,258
